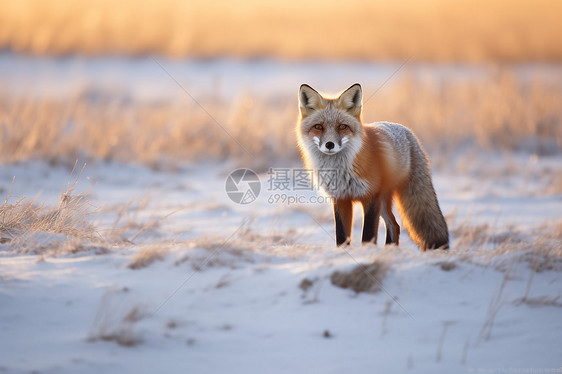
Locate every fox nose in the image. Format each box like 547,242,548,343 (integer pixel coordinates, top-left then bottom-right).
325,141,335,150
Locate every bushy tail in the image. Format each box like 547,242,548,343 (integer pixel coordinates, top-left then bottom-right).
395,135,449,251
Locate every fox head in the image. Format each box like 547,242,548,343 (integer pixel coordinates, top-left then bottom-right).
297,83,363,156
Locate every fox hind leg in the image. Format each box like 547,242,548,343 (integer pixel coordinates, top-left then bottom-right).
381,194,400,245
333,199,353,246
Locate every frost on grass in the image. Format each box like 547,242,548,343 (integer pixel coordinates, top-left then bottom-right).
0,166,180,257
1,69,560,168
450,219,562,271
331,261,389,293
0,167,103,255
174,225,301,270
100,197,172,245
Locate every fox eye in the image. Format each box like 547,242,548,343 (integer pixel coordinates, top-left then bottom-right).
338,124,348,131
313,124,324,130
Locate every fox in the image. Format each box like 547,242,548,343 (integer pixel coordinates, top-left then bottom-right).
296,83,449,251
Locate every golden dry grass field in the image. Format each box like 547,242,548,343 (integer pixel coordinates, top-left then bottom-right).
1,0,562,62
1,68,561,171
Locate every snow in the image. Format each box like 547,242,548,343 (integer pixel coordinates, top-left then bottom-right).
3,53,561,102
1,156,561,373
0,54,561,373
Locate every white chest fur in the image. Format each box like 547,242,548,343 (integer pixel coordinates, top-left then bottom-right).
310,150,370,200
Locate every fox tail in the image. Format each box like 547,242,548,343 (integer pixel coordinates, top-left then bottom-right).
395,134,449,251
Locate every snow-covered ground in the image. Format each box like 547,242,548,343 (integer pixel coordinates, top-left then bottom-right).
0,155,560,373
0,54,561,372
3,53,561,101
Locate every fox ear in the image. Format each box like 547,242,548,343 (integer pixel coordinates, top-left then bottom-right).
336,83,362,117
299,84,325,117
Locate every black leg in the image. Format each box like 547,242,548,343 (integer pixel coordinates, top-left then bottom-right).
382,196,400,245
385,216,400,245
333,199,353,246
334,209,347,246
361,199,381,244
385,226,394,245
384,209,400,245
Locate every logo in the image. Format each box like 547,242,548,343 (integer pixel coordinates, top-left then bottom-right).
225,168,261,204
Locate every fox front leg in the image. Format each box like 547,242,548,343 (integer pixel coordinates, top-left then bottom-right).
333,199,353,246
361,198,381,244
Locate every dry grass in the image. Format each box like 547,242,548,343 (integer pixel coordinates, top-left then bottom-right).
0,164,101,254
174,225,300,270
436,321,454,362
513,295,562,307
1,0,561,62
0,70,560,168
88,288,145,347
368,71,562,159
449,219,562,272
436,261,457,271
330,260,389,293
0,91,296,169
478,262,513,341
0,166,181,256
127,245,169,269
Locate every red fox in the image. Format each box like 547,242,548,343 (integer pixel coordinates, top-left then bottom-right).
296,83,449,251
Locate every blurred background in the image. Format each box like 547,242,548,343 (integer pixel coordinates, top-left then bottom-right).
3,0,562,61
1,0,561,169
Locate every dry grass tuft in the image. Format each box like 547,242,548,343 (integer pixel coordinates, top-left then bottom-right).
88,321,143,347
299,278,315,292
331,260,389,293
515,222,562,272
451,223,493,248
0,165,180,256
88,289,146,347
451,220,562,271
127,245,169,269
99,197,180,245
0,164,101,254
437,261,457,271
